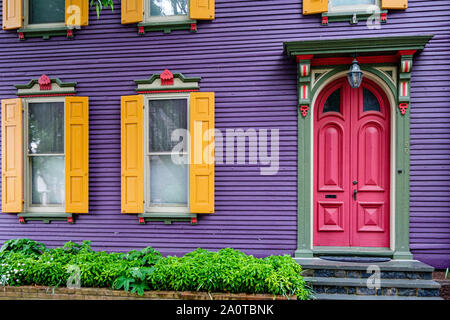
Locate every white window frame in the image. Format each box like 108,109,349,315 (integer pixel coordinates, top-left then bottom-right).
328,0,380,13
143,93,190,214
23,97,66,213
144,0,190,23
23,0,66,29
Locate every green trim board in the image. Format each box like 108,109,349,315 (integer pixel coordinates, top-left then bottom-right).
17,26,73,40
137,20,197,34
321,10,388,25
18,213,73,224
135,72,201,92
284,35,434,57
15,77,77,96
138,212,197,225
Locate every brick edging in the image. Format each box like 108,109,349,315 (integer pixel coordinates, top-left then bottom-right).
0,286,296,300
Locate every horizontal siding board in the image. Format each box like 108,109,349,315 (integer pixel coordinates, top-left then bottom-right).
0,0,449,268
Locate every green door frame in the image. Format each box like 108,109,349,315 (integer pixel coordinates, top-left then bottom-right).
284,36,434,259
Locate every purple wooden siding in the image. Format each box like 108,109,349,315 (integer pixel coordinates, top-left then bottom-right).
0,0,449,268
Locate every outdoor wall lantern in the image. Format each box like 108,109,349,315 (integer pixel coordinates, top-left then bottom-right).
347,58,364,89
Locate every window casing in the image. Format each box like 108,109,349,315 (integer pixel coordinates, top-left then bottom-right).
328,0,380,13
143,93,190,214
144,0,189,23
24,0,66,29
23,97,65,213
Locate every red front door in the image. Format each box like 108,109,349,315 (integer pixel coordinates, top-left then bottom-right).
313,78,391,248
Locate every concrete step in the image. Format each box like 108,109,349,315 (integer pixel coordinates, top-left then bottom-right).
313,294,443,300
305,277,441,289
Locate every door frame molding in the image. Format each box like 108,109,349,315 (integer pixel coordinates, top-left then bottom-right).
296,65,414,259
284,36,433,259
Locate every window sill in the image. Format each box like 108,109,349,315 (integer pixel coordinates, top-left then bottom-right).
321,10,388,25
17,26,75,40
18,213,73,224
138,212,197,225
137,20,197,35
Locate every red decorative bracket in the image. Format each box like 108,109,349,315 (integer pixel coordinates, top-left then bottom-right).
321,16,328,26
18,217,25,224
139,217,146,224
160,69,174,86
380,13,387,23
38,74,52,91
138,26,145,35
190,217,198,225
300,105,309,118
67,217,74,224
18,32,25,40
67,29,73,38
190,23,197,32
399,103,409,115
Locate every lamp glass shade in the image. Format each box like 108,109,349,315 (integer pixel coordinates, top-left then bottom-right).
347,59,364,89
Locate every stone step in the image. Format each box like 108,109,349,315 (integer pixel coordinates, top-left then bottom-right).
313,294,443,301
305,277,441,297
305,277,441,289
297,258,434,280
296,258,434,273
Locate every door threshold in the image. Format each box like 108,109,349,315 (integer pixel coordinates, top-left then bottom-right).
313,246,394,257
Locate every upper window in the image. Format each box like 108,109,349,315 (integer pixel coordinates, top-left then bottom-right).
148,0,188,21
329,0,379,12
27,0,65,26
121,0,215,33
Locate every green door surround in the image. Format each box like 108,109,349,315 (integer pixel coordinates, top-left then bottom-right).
284,35,434,259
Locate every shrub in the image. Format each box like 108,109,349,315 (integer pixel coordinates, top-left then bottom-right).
0,239,311,299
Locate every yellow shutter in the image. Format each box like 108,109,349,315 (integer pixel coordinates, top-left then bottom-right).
2,0,22,30
121,0,143,24
381,0,408,10
65,0,89,27
303,0,328,15
65,97,89,213
121,95,143,213
190,0,215,20
1,99,23,213
190,92,214,214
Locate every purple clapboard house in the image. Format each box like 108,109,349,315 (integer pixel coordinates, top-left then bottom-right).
0,0,449,299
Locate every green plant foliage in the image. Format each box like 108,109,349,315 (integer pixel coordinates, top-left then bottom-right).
0,239,311,299
0,238,46,257
90,0,114,18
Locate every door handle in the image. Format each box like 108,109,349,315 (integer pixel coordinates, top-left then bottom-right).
353,189,357,201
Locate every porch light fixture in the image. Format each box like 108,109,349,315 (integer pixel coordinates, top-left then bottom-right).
347,58,364,89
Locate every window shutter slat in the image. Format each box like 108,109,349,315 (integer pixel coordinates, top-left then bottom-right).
65,96,89,213
121,0,143,24
190,0,215,20
303,0,328,15
65,0,89,27
1,99,23,213
190,92,215,214
381,0,408,10
2,0,22,30
121,95,144,214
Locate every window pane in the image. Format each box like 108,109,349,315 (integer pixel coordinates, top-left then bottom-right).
363,88,381,112
149,155,187,206
150,0,188,16
330,0,375,6
323,88,341,114
149,99,187,153
29,0,65,24
31,156,65,205
28,102,64,154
